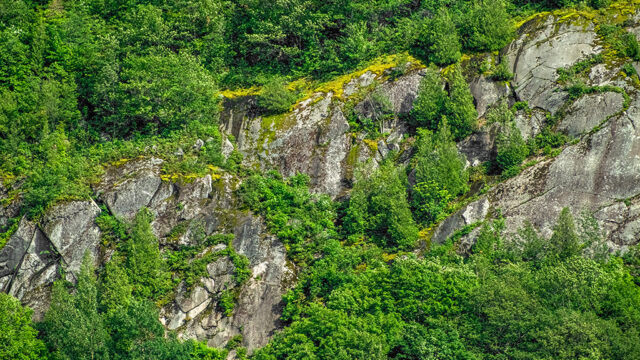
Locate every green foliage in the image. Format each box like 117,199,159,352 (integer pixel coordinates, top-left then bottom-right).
622,62,638,77
489,61,513,81
411,66,477,140
459,0,513,52
411,123,469,224
257,77,298,114
598,24,640,61
0,293,46,360
556,54,604,84
410,66,447,130
96,51,219,138
238,171,336,265
414,8,461,66
123,209,172,300
165,233,250,292
411,181,452,226
414,123,469,198
443,67,478,140
41,253,110,360
549,207,582,260
0,217,19,251
344,162,419,250
218,289,236,317
496,124,529,175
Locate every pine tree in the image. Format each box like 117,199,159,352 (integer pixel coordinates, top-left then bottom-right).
550,208,582,259
444,66,478,140
411,66,446,130
425,8,461,65
42,252,109,360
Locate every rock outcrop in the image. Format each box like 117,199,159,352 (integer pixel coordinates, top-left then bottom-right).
1,8,640,355
435,11,640,251
0,157,292,350
219,69,423,198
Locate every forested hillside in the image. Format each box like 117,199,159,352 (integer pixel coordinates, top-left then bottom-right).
2,0,640,359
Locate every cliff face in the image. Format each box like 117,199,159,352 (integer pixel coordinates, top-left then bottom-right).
1,8,640,352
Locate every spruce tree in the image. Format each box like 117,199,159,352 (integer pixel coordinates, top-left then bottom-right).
550,208,582,259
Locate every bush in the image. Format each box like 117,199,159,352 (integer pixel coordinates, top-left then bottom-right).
411,181,452,225
414,8,461,66
622,63,638,77
94,51,220,138
490,61,514,81
411,65,477,140
598,25,640,61
344,163,419,250
460,0,513,52
444,66,478,140
0,293,46,360
258,77,298,114
496,124,529,174
411,66,446,130
414,123,469,199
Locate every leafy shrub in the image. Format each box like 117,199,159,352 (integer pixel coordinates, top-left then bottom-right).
460,0,513,52
411,66,446,130
122,209,172,300
413,123,469,199
0,293,46,359
411,181,452,225
94,51,220,138
443,67,478,140
496,125,529,174
598,25,640,61
622,62,638,77
489,61,513,81
413,8,461,66
238,171,337,265
589,0,609,9
258,77,298,114
411,66,477,140
344,163,419,250
219,290,236,317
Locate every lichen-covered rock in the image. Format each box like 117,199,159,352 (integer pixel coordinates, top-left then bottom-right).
95,157,166,220
220,70,420,198
431,198,490,244
0,218,60,319
514,109,546,140
457,122,502,167
469,75,511,117
506,15,600,113
40,200,102,274
445,97,640,246
558,92,625,136
162,214,291,351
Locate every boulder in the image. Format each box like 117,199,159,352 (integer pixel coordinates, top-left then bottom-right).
506,15,600,113
40,200,102,274
558,92,625,136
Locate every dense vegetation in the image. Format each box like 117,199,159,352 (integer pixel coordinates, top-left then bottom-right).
2,0,640,359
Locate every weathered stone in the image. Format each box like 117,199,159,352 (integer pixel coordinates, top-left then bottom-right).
514,109,546,140
458,122,502,167
343,71,376,96
469,75,511,117
96,157,166,220
487,98,640,239
558,92,625,136
221,136,234,159
506,15,600,113
432,198,490,244
193,139,205,151
40,200,102,274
